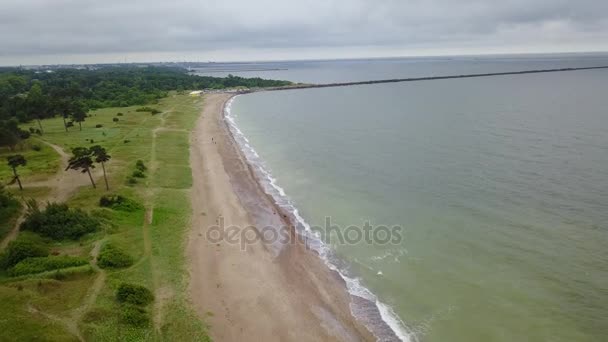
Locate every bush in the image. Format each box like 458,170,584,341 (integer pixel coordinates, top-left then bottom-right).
97,243,133,269
99,195,143,212
90,139,94,144
116,112,124,116
21,202,100,240
116,283,154,305
9,255,88,276
0,186,20,237
123,139,130,144
120,305,150,327
95,124,103,128
113,118,119,122
135,107,154,113
127,177,137,185
31,144,42,151
135,160,147,172
132,170,145,178
0,235,48,269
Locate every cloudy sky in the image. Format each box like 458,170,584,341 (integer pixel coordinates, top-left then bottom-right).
1,0,608,65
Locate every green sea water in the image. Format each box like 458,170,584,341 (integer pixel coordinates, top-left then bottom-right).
229,63,608,341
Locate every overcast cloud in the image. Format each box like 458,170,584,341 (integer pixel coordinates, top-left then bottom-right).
1,0,608,65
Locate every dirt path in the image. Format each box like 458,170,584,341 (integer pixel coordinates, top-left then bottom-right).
147,109,174,336
0,141,93,250
187,94,374,341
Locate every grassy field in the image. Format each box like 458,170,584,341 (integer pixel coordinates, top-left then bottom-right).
0,94,211,341
0,140,60,184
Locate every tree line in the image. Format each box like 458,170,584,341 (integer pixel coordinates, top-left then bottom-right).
0,65,291,150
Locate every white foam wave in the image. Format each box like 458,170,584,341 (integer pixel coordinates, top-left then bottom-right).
224,95,414,342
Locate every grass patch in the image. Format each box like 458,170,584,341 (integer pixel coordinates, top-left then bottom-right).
0,233,49,269
99,194,143,212
0,286,78,341
0,186,21,240
0,140,60,184
116,283,154,306
98,243,133,269
9,255,88,277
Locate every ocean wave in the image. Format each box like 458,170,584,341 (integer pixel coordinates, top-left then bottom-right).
224,95,415,342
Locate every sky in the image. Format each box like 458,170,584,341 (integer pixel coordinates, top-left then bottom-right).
1,0,608,65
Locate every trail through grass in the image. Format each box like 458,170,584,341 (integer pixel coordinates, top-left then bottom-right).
0,94,210,341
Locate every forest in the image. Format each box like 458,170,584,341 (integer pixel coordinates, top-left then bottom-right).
0,65,291,150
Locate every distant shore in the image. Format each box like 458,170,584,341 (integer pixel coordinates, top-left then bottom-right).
187,93,377,341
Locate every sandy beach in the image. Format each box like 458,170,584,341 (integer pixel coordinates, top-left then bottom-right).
187,93,375,341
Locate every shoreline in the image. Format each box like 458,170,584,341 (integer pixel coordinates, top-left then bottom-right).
222,95,413,342
188,93,378,341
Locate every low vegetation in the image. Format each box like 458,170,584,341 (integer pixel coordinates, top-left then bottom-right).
0,234,48,269
97,243,133,269
116,283,154,306
120,304,150,327
136,106,162,114
9,255,88,276
20,202,100,240
0,185,20,239
99,194,143,212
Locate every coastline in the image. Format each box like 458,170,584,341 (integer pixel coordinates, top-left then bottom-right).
187,93,377,341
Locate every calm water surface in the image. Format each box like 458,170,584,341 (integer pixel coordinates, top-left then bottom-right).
229,56,608,341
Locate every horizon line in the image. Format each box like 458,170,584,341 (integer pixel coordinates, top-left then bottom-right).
2,50,608,68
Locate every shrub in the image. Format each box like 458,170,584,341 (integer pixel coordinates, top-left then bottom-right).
132,170,145,178
97,243,133,269
95,124,103,128
99,195,143,212
21,202,100,240
127,177,137,185
9,255,88,276
0,235,48,269
123,139,130,144
113,118,119,122
117,112,124,116
135,160,147,172
31,144,42,151
0,186,20,237
135,107,154,113
116,283,154,305
120,305,149,327
90,139,94,144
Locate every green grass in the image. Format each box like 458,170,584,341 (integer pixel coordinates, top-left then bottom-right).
0,198,21,241
0,94,211,341
0,140,60,184
0,286,79,341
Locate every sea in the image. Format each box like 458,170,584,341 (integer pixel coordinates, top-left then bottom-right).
195,53,608,342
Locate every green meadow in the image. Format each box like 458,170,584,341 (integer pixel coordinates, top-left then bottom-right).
0,94,210,341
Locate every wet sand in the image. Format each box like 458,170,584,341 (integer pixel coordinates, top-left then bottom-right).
187,93,375,341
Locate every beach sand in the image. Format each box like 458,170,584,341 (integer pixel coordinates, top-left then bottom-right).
187,93,375,341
